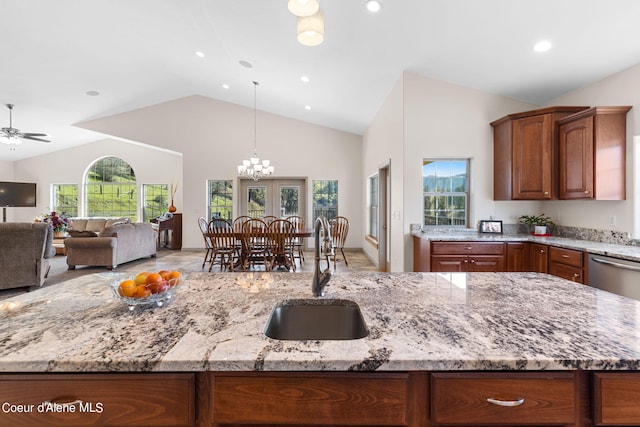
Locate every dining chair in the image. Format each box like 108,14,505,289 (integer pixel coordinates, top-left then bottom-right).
232,215,251,251
198,217,213,269
207,218,238,272
328,216,349,269
286,215,305,265
268,219,297,271
241,218,271,271
262,215,278,225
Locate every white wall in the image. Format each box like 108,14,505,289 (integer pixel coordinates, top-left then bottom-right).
362,76,404,270
11,138,182,223
364,72,541,271
76,95,363,248
545,63,640,236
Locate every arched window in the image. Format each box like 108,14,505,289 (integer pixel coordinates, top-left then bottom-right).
85,156,137,221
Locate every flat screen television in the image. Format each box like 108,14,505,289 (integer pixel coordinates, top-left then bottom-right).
0,181,37,207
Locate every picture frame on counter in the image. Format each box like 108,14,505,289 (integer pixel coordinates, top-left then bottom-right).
479,220,503,234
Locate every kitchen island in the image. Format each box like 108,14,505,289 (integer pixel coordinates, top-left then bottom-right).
1,271,640,426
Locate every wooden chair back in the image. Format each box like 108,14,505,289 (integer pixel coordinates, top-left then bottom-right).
241,218,270,270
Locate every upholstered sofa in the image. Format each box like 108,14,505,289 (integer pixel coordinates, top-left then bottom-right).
0,222,56,291
64,218,157,270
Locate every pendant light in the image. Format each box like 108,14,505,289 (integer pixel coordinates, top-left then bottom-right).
237,81,274,181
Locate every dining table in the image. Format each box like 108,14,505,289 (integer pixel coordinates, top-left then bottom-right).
205,227,314,271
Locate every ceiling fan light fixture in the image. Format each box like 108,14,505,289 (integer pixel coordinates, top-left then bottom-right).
288,0,319,17
297,9,324,46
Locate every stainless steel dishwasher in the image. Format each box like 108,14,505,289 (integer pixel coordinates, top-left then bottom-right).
588,254,640,301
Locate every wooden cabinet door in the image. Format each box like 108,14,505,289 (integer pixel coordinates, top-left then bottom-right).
0,373,195,427
512,114,553,199
431,256,467,272
211,372,409,426
468,255,505,272
506,242,530,271
530,243,548,273
594,373,640,425
559,115,594,199
432,372,577,426
549,262,583,283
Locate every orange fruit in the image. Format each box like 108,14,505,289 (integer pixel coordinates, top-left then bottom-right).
133,284,151,298
158,269,172,280
168,271,182,286
118,279,136,297
145,272,163,285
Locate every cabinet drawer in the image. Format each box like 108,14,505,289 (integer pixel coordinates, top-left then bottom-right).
431,242,505,255
594,373,640,425
549,246,583,268
212,372,408,425
431,372,576,425
0,373,195,427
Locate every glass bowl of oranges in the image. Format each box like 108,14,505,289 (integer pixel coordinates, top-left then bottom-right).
110,270,185,310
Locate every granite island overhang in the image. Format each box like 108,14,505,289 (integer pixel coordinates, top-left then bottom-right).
1,271,639,372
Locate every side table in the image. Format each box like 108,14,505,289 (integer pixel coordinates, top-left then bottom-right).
52,236,67,256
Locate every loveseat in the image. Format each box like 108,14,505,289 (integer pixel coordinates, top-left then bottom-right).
64,218,157,270
0,222,56,291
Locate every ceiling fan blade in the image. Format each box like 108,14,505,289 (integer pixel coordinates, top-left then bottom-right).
22,135,51,143
21,132,49,137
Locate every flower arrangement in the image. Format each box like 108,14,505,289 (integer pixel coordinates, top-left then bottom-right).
39,211,70,233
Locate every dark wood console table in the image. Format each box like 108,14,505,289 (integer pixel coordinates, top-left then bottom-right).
151,213,182,250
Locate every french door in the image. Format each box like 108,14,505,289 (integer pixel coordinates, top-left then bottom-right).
239,179,306,220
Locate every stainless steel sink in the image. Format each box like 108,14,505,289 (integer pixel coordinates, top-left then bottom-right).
264,299,369,340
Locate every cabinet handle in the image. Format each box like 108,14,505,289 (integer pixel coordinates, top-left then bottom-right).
466,246,472,250
561,254,570,258
487,397,525,407
544,191,549,195
539,249,545,253
470,259,475,263
584,190,590,194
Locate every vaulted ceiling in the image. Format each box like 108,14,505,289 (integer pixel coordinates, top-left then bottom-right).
2,0,640,160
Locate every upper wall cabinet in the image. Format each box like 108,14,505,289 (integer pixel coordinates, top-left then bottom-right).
556,106,632,200
491,107,588,200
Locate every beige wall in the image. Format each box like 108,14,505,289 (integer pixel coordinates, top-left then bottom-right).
364,72,539,271
10,138,183,224
362,76,404,270
77,95,363,248
545,63,640,236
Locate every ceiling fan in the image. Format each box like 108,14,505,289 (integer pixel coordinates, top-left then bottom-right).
1,104,51,150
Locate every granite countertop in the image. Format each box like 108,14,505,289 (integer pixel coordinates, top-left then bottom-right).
412,229,640,262
1,271,640,373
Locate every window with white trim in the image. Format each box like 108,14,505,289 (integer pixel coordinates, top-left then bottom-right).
422,159,469,227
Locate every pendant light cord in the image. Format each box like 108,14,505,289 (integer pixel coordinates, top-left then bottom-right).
253,81,259,157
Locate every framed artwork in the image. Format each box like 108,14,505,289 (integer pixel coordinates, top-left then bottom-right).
479,220,503,234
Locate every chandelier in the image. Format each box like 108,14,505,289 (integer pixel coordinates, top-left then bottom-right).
237,81,274,181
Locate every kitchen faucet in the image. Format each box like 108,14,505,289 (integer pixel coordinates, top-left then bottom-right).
312,216,334,297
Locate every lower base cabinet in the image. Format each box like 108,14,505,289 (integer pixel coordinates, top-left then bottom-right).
593,372,640,426
431,372,578,426
0,373,195,426
4,371,640,426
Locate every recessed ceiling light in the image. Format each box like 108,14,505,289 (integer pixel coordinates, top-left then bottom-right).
533,40,552,52
365,0,383,13
86,90,100,96
305,105,311,110
239,60,253,69
195,51,205,58
222,84,230,89
300,76,310,83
